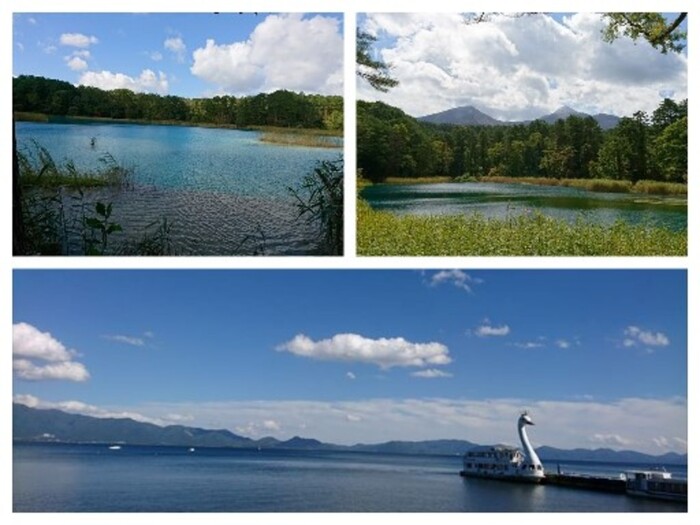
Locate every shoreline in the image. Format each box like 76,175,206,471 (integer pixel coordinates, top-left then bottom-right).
13,111,343,138
366,175,686,197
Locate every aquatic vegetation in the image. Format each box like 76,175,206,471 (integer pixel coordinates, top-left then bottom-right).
357,200,686,256
477,175,686,196
290,157,344,255
259,130,341,148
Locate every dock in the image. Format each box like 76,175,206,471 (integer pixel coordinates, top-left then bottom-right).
542,472,626,493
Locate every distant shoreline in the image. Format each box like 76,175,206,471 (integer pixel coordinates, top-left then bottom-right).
13,111,343,139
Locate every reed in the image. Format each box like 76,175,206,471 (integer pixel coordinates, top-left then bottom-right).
357,200,686,256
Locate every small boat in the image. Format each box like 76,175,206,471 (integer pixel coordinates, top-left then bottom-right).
461,412,545,483
108,445,122,450
624,469,687,502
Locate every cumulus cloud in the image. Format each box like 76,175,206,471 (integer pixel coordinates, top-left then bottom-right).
66,56,88,71
411,368,453,378
277,333,451,369
13,359,89,382
555,339,571,349
60,32,98,48
428,270,482,293
13,322,75,362
79,69,168,95
346,372,356,380
13,322,90,382
623,326,670,351
359,13,687,119
474,322,510,337
191,13,343,95
164,37,186,63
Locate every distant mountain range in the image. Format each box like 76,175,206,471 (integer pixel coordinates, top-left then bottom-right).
13,404,686,465
418,105,621,130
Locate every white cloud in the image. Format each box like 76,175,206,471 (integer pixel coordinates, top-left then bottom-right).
13,322,75,362
346,372,356,380
28,17,37,25
359,13,687,120
411,368,453,378
103,334,146,347
79,69,169,95
60,33,98,48
191,13,343,95
514,341,543,349
164,37,186,63
277,333,451,369
16,42,24,52
428,270,482,293
149,51,163,62
13,359,89,382
623,326,670,351
474,323,510,337
66,56,88,71
13,322,90,382
590,433,633,447
555,339,571,349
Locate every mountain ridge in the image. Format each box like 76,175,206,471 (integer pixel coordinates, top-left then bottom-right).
13,404,686,464
418,104,621,129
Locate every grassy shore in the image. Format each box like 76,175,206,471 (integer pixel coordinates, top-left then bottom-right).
357,200,686,256
479,175,687,196
258,130,342,148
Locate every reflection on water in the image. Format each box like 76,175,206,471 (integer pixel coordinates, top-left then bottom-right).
16,121,341,255
361,182,687,232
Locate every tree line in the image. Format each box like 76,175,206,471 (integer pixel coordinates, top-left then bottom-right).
357,98,687,184
13,75,343,131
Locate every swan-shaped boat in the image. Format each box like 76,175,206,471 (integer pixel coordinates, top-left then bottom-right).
461,412,545,482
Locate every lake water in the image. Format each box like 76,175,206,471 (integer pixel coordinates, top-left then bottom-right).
361,182,687,232
16,121,342,255
13,443,686,512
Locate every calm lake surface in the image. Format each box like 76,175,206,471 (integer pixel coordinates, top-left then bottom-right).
361,182,687,231
16,121,342,255
13,443,686,512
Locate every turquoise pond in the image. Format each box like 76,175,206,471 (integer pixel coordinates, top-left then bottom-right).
16,121,342,255
361,182,687,232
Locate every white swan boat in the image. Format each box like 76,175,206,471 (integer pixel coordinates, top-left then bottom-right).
462,412,545,483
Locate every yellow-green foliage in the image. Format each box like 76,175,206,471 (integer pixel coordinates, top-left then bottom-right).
357,200,686,256
383,176,453,185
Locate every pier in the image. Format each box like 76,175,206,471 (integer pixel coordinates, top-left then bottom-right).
542,472,626,493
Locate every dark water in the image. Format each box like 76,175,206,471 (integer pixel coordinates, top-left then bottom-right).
13,443,686,512
361,182,687,231
16,121,342,255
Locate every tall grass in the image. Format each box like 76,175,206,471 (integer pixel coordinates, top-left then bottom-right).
357,200,686,256
477,175,686,196
18,140,133,189
259,131,342,148
15,140,171,255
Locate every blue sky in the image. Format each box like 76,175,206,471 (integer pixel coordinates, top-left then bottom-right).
13,270,686,455
358,12,687,119
12,13,343,97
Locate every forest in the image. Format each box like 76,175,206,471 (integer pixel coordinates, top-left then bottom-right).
13,75,343,131
357,98,687,184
